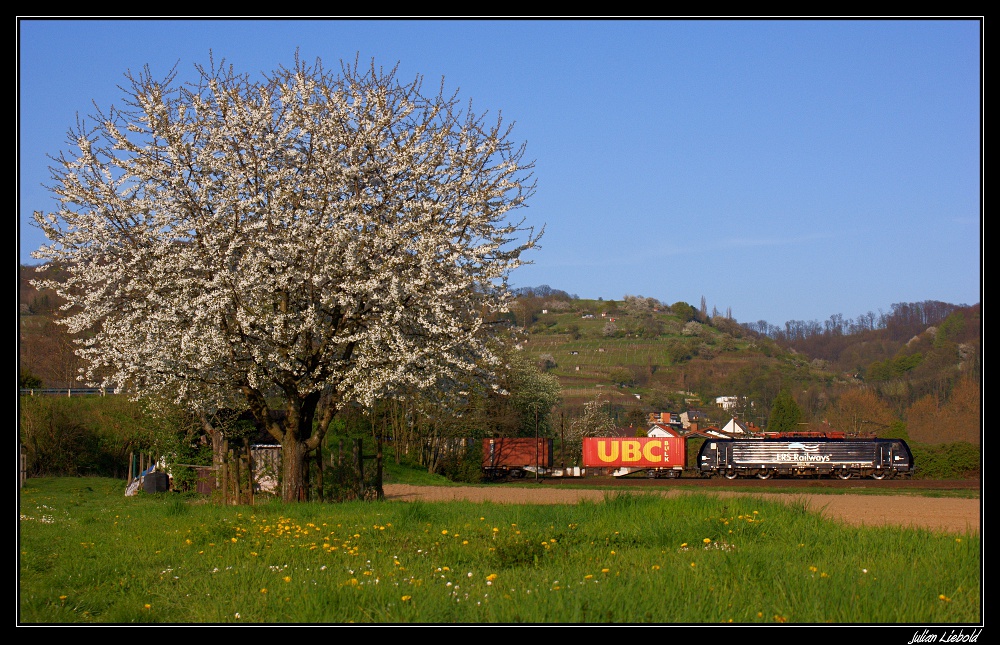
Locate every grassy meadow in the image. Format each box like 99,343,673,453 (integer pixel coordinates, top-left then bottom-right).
19,477,980,624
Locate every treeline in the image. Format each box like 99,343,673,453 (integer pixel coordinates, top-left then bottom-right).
741,300,974,351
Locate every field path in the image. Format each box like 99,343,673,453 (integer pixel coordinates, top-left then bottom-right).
382,485,980,535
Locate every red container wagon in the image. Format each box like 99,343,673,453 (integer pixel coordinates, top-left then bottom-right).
582,436,686,478
482,438,553,479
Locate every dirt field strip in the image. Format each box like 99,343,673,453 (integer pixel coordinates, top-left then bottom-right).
382,485,981,535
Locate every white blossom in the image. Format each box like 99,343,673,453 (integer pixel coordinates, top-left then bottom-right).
31,55,540,500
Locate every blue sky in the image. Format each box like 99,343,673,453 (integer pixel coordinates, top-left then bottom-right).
18,18,981,326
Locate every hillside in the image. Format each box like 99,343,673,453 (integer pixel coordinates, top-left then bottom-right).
509,290,980,443
514,297,827,423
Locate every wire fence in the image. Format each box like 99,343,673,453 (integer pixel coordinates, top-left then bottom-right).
18,388,117,397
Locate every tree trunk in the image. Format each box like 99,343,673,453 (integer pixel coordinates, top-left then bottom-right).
198,412,225,487
281,433,305,502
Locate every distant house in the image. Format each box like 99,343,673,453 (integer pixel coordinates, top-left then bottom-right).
680,410,704,429
646,412,684,437
647,412,682,426
715,396,739,410
647,423,682,438
719,417,762,436
721,417,751,436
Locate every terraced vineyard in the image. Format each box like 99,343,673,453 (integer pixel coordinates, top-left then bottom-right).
512,301,801,411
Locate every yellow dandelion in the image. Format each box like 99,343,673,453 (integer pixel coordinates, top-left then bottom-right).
486,574,498,581
144,604,151,610
703,538,711,544
820,572,829,578
283,576,291,583
585,574,593,580
260,588,267,594
441,530,448,535
231,537,238,543
809,566,818,573
651,565,660,570
402,595,412,602
601,568,610,573
59,595,67,601
690,562,696,567
680,543,688,548
939,594,951,602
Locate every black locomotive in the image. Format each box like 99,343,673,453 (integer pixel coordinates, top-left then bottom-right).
697,437,914,480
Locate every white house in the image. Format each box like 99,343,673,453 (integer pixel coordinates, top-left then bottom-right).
715,396,739,410
646,423,682,438
721,417,751,436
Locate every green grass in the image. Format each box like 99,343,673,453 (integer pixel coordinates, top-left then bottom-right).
382,459,457,486
20,477,980,624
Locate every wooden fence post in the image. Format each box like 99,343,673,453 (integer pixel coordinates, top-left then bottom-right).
355,438,364,500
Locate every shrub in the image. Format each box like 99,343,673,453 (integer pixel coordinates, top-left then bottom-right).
19,396,158,478
910,442,979,480
436,442,484,483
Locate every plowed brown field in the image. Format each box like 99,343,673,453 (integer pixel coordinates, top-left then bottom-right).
382,481,980,535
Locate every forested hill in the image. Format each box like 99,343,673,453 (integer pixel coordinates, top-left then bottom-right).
510,285,978,379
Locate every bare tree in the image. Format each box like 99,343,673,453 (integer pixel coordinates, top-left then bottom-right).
565,395,616,464
31,54,540,501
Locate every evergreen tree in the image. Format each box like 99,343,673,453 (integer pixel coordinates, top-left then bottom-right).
767,390,802,433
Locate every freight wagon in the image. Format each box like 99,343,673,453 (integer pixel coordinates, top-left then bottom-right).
697,437,914,480
482,438,553,479
583,436,686,478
